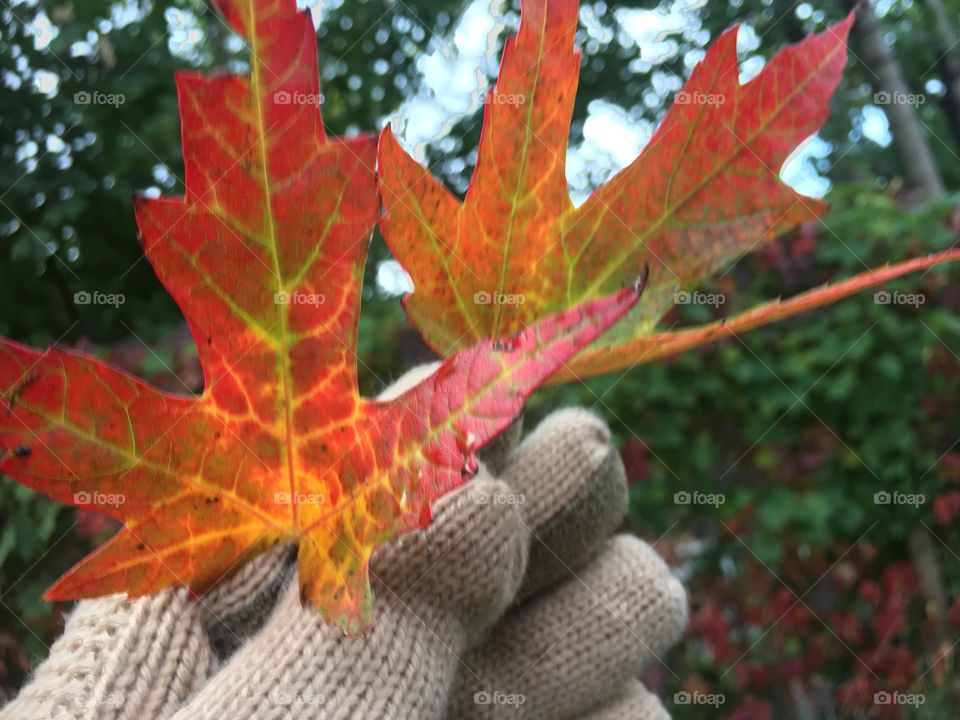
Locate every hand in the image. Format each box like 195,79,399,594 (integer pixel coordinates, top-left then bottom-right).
1,364,687,719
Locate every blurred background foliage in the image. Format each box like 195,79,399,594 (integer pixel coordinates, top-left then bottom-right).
1,0,960,715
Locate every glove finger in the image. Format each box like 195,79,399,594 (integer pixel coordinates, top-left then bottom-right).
0,589,213,720
450,535,687,720
169,474,530,720
1,543,296,718
580,680,669,720
369,473,530,639
500,408,628,600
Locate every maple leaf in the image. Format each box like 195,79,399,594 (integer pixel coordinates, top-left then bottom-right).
379,0,960,380
0,0,640,632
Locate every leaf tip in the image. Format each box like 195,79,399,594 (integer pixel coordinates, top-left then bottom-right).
834,8,856,39
418,500,433,528
43,575,76,602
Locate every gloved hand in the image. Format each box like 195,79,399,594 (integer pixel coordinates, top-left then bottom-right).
1,364,687,720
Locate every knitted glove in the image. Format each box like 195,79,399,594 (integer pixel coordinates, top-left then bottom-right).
448,406,686,720
1,365,687,720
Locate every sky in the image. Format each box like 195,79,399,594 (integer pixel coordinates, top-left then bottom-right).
13,0,909,295
378,0,891,203
367,0,893,294
18,0,900,203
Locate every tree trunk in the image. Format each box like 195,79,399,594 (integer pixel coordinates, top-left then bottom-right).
844,0,951,654
922,0,960,148
908,526,949,647
844,0,945,199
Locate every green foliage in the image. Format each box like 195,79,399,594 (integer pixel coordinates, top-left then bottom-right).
0,477,70,687
535,189,959,544
527,188,960,711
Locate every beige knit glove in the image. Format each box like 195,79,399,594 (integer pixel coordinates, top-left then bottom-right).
0,365,687,720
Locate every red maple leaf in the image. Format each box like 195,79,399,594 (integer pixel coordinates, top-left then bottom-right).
0,0,638,632
379,0,960,382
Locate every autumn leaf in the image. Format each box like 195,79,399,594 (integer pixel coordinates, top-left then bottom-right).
379,0,960,380
548,249,960,383
0,0,640,633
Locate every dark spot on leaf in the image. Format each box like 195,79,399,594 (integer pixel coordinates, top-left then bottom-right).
633,265,650,295
493,337,520,352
